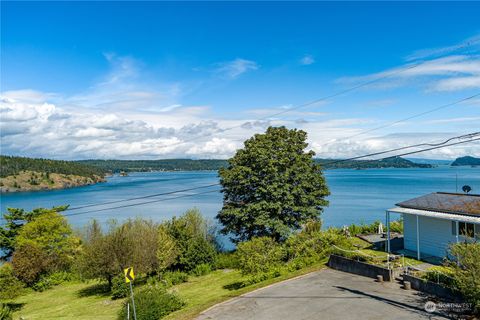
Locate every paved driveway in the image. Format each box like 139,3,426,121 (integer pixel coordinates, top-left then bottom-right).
197,269,451,320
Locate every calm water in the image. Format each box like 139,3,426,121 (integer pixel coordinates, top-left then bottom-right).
1,167,479,232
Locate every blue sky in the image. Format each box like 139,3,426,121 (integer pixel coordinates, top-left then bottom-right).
1,2,480,159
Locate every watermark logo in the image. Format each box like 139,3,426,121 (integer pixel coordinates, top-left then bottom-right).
425,301,436,313
424,301,471,314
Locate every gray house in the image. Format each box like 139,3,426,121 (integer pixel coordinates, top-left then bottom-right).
386,192,480,259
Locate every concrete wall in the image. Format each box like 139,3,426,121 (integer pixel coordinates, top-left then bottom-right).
328,255,395,281
403,214,456,258
403,274,462,302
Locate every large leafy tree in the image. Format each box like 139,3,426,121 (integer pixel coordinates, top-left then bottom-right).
0,205,68,260
217,126,329,242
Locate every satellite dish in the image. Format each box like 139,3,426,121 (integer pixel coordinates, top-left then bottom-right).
462,185,472,193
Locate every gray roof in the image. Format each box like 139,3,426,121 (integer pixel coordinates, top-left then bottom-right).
396,192,480,216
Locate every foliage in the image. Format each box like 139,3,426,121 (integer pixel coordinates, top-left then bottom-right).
0,303,12,320
157,225,179,272
75,157,431,173
236,237,285,275
118,285,185,320
10,211,78,285
190,263,212,277
214,252,239,270
32,271,74,292
162,271,189,286
78,159,228,173
449,243,480,315
315,156,432,169
161,209,217,272
78,218,159,288
423,266,456,288
217,126,330,242
0,206,68,260
0,155,106,178
110,275,129,300
451,156,480,166
0,263,24,300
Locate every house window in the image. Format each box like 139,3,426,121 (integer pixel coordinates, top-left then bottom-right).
452,222,480,240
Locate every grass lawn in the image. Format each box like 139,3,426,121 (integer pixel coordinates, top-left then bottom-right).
11,281,123,320
9,263,327,320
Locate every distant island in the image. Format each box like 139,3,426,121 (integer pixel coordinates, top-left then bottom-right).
451,156,480,167
78,156,432,173
0,156,106,193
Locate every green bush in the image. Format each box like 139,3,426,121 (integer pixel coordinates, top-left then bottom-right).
0,303,12,320
0,263,24,300
236,237,285,275
190,263,212,277
423,266,456,288
111,275,129,300
32,271,73,292
214,252,238,270
118,285,184,320
162,271,189,286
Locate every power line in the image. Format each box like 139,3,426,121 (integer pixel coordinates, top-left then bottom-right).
316,93,480,148
67,183,220,211
64,189,220,217
152,40,479,150
63,134,479,217
320,132,480,165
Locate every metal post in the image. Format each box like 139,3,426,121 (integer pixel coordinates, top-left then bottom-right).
127,303,130,320
416,215,420,260
129,282,137,320
386,211,391,253
456,221,459,243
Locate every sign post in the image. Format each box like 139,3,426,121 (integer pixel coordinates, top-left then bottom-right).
124,267,137,320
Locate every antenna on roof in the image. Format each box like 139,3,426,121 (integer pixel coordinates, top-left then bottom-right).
462,185,472,194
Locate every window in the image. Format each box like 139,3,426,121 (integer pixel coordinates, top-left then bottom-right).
453,221,480,239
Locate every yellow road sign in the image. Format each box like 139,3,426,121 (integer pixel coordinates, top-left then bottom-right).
124,267,135,283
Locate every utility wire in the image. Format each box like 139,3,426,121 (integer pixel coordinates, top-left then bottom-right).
152,40,479,150
316,93,480,148
63,135,479,217
64,189,220,217
67,183,220,211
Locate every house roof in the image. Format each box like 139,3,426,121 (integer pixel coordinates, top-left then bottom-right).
388,207,480,224
395,192,480,217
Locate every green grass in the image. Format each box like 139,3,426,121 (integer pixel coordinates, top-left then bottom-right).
11,281,123,320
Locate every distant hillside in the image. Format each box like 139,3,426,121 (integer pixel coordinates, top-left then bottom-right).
316,157,432,169
0,156,106,192
79,157,432,172
451,156,480,166
405,158,452,165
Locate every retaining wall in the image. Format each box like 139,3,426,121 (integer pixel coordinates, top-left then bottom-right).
327,254,396,281
402,274,462,301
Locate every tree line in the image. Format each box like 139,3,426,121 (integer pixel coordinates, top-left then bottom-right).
0,155,106,178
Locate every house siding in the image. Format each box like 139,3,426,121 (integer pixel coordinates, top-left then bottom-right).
403,214,457,258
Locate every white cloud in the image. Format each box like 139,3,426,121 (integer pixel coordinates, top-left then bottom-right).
215,58,259,79
300,54,315,65
405,34,480,61
337,55,480,92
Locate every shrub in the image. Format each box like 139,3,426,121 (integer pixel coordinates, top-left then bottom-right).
423,266,456,288
0,263,24,300
178,237,217,272
236,237,285,275
214,252,238,270
111,275,129,300
0,303,12,320
190,263,212,277
32,271,74,292
162,271,189,286
118,285,184,320
449,243,480,315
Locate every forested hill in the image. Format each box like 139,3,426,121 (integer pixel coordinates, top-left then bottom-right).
451,156,480,166
78,157,432,172
0,156,106,178
0,156,106,192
